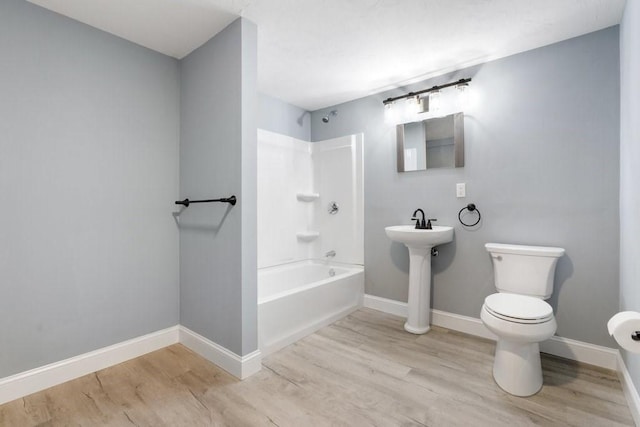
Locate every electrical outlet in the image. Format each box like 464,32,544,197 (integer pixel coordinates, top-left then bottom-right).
456,183,466,198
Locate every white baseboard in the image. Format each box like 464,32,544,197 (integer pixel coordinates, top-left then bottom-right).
0,326,179,406
617,352,640,426
431,308,498,341
179,326,262,379
363,294,409,318
0,324,264,405
539,335,618,370
364,294,618,370
0,298,626,411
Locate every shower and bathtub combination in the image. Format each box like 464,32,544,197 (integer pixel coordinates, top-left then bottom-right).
257,129,364,356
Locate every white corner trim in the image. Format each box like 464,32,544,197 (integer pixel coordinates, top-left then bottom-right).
0,326,179,406
178,326,262,380
364,294,618,370
617,352,640,426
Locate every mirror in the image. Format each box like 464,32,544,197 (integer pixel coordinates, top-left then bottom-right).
396,112,464,172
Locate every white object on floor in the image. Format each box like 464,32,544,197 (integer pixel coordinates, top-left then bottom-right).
481,242,565,397
258,260,364,356
384,225,454,334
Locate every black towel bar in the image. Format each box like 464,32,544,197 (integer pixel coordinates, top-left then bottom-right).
175,195,236,207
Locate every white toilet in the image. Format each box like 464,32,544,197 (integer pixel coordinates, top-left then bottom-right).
481,242,565,397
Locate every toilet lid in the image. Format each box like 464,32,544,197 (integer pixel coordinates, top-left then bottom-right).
484,293,553,323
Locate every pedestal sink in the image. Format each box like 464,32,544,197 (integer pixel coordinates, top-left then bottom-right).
385,225,454,334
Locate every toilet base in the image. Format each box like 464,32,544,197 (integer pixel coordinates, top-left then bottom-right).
493,339,543,397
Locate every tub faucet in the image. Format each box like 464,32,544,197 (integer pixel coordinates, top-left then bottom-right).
412,209,427,229
325,250,336,258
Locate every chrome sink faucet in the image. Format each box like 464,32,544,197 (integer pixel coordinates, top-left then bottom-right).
325,250,336,259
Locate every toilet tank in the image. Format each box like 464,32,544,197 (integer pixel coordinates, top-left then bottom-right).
485,243,565,299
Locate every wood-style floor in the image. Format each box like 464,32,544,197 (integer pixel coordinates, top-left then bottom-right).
0,308,634,426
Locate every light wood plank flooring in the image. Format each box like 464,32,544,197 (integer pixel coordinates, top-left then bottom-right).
0,308,634,426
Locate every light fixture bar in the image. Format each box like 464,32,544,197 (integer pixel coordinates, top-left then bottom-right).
382,78,472,105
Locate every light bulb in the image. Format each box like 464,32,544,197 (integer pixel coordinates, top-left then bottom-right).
384,102,397,124
417,96,428,114
457,83,470,109
408,96,420,115
429,90,441,113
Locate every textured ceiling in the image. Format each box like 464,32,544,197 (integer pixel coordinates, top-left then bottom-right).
27,0,625,111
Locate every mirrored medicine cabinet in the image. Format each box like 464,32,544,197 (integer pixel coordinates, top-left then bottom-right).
396,112,464,172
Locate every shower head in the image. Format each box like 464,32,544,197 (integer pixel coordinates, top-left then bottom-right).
322,110,338,123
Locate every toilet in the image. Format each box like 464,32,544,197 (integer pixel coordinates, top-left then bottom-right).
481,242,565,397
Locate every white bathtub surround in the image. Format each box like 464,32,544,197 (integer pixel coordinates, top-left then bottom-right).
257,130,315,267
257,129,364,268
259,260,364,356
257,129,365,355
310,134,364,266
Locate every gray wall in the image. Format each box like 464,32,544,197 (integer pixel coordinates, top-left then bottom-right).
258,94,310,141
179,18,258,356
240,21,259,356
311,27,620,347
0,0,180,377
619,0,640,393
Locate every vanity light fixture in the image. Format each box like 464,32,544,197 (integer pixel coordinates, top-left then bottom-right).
383,78,471,124
384,95,429,124
382,78,472,107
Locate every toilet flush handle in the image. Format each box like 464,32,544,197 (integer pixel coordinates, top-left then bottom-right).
491,255,502,261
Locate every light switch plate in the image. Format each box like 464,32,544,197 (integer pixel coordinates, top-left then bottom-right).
456,183,466,198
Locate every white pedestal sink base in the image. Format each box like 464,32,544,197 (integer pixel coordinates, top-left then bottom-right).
405,246,431,334
384,225,454,336
404,322,430,334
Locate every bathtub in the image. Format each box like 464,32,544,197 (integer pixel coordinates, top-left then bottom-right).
258,260,364,356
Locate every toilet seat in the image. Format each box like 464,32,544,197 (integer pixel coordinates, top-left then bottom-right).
484,293,553,324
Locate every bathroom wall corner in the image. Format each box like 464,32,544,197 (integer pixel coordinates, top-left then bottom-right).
619,0,640,401
0,0,181,379
617,352,640,425
179,17,256,358
240,18,259,357
310,27,620,349
258,94,311,141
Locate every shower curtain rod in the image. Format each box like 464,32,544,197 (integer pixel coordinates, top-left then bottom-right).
175,195,237,207
382,78,472,105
